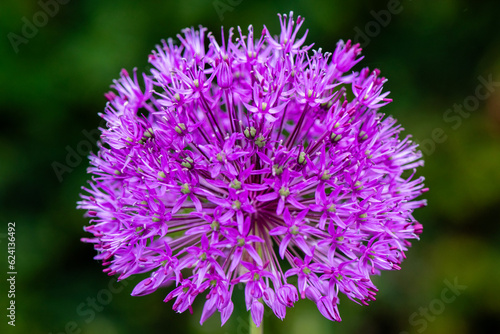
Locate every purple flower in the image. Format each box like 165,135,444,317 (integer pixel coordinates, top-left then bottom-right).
78,11,427,327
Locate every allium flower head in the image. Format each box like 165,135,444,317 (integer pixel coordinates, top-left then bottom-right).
78,12,427,327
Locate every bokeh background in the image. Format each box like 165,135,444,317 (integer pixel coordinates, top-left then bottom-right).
1,0,500,333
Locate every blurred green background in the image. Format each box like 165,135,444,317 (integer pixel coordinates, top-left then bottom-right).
1,0,500,333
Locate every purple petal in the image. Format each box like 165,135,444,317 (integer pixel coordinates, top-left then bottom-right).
265,113,278,122
294,235,313,257
268,226,287,236
190,194,202,212
279,234,292,259
221,301,234,326
256,192,278,202
288,196,306,210
206,179,228,188
230,249,243,271
245,183,269,191
283,207,291,224
251,300,264,327
210,164,221,178
256,152,272,164
262,287,276,308
171,194,188,214
277,198,285,215
185,225,210,235
316,296,341,322
296,208,309,221
319,213,327,229
201,234,209,249
200,295,218,324
245,245,263,267
131,277,156,296
246,235,264,243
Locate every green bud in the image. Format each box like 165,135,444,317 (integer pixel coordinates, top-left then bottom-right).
237,238,245,247
327,204,336,212
359,130,368,141
175,123,186,134
261,102,268,111
114,170,122,176
230,180,242,190
216,153,224,162
152,217,161,222
158,171,166,179
321,171,332,180
307,89,313,98
181,157,194,169
253,272,260,281
359,213,368,220
331,133,342,142
193,79,199,88
143,128,153,138
248,127,257,139
336,236,344,242
290,225,299,235
174,93,181,101
255,134,266,148
354,181,363,190
273,164,283,176
210,220,220,231
302,267,311,274
279,186,290,198
298,152,307,165
232,200,241,210
180,183,190,194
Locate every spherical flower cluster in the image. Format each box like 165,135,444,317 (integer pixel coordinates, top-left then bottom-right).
78,12,427,327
